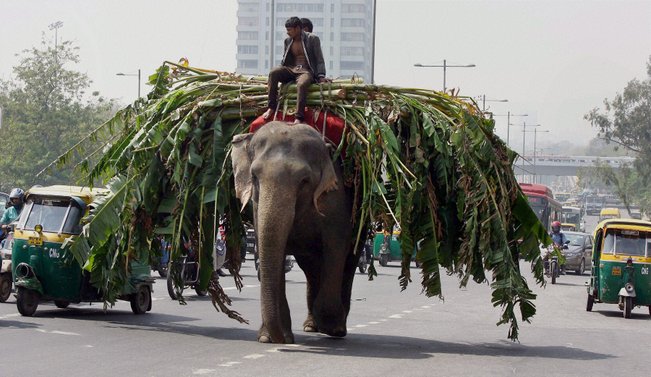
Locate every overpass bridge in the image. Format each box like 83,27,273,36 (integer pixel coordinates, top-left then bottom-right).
512,155,635,176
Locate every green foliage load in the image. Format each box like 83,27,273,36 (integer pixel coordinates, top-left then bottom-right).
57,62,549,340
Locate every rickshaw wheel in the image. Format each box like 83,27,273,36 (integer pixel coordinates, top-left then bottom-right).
586,294,594,312
0,273,12,302
130,285,151,314
16,287,39,317
167,270,183,300
623,297,633,319
54,300,70,309
195,287,208,296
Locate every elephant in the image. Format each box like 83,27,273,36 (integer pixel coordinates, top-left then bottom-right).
231,121,359,344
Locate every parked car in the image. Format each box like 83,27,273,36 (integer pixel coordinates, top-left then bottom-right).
562,231,593,275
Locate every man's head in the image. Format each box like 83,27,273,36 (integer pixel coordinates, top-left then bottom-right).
8,188,24,207
285,16,303,38
300,18,313,33
551,221,561,233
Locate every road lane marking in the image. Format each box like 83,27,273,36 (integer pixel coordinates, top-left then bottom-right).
223,284,260,291
193,369,216,375
218,361,242,367
243,354,266,359
0,313,20,320
388,314,403,319
35,329,81,336
368,321,380,324
355,324,367,328
402,310,413,313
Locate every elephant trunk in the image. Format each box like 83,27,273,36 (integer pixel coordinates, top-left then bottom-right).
257,185,296,343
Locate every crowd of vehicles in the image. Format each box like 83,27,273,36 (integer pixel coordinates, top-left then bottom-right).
2,181,649,323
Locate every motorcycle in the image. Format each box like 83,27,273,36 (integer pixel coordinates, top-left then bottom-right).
543,243,567,284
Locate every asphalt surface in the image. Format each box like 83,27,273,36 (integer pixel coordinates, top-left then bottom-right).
2,215,650,376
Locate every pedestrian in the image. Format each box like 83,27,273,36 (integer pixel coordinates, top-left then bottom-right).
262,16,327,124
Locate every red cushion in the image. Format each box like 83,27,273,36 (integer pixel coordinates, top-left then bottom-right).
249,108,346,146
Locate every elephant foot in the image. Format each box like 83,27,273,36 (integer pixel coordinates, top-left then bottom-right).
303,316,317,332
320,325,347,338
258,334,272,343
258,326,295,344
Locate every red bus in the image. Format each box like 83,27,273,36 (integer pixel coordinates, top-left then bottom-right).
519,183,562,231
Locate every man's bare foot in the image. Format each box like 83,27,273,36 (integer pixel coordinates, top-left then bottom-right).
292,119,302,125
262,108,274,120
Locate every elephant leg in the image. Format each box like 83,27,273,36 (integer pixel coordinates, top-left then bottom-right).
295,254,320,332
312,245,349,337
258,252,291,344
340,248,359,318
279,270,295,343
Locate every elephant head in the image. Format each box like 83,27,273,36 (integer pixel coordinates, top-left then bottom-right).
231,121,343,343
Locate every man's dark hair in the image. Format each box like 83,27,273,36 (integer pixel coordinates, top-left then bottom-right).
300,18,313,32
285,17,302,29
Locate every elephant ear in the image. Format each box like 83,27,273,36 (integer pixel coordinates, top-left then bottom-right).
231,133,254,212
313,150,338,216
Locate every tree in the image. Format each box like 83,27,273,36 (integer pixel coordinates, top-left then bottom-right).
585,56,651,214
0,31,116,192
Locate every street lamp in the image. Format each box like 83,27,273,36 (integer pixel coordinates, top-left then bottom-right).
476,95,508,112
532,128,549,183
116,69,141,98
414,59,476,92
492,112,528,146
521,122,541,182
49,21,63,52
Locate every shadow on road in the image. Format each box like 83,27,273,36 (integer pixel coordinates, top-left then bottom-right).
283,333,613,361
1,319,41,329
591,309,651,320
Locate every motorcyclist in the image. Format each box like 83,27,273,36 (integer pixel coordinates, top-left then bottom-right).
0,188,25,238
549,220,568,274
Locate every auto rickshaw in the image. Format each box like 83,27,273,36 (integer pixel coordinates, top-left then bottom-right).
586,218,651,318
11,185,153,316
372,225,420,267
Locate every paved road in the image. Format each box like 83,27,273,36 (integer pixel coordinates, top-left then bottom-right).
2,239,650,377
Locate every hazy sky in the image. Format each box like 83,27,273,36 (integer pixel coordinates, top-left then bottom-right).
2,0,650,151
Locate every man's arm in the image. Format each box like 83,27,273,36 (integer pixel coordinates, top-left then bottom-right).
309,35,327,82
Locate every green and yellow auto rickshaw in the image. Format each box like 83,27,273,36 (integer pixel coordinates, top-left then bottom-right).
372,226,420,267
586,218,651,318
11,185,153,316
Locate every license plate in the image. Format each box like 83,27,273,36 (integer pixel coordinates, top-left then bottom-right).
612,266,621,276
247,243,255,247
28,237,43,246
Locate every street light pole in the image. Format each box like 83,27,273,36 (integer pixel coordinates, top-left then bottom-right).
521,122,541,182
533,128,549,183
476,95,508,112
414,60,476,92
116,69,141,98
492,112,528,146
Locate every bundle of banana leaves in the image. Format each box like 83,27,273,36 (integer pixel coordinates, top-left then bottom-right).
49,61,549,340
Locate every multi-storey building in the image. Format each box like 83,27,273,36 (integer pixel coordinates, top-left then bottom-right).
236,0,375,83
